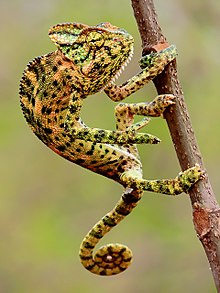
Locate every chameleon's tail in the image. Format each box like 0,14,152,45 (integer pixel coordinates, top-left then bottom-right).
79,187,143,276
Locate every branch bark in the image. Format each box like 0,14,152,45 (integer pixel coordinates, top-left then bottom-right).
131,0,220,290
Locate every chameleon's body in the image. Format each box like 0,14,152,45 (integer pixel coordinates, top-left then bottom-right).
20,22,202,276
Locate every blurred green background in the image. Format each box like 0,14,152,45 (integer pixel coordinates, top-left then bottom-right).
1,0,220,292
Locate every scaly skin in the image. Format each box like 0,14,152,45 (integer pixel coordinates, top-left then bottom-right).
19,22,203,276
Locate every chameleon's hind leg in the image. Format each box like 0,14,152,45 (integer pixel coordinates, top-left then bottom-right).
121,164,203,196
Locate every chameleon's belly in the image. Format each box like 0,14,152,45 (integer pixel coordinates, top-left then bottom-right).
48,136,142,182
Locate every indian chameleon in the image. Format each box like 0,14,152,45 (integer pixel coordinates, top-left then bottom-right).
19,22,203,276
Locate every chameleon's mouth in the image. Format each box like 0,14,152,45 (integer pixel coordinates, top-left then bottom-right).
106,46,134,86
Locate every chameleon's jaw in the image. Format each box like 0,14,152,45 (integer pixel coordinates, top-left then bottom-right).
106,45,134,86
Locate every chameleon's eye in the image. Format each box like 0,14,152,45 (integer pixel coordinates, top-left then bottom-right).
87,32,104,48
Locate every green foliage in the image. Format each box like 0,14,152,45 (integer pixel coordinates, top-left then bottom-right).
0,0,219,291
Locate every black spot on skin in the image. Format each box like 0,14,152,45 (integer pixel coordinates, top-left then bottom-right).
83,130,89,136
85,144,95,156
79,255,93,261
46,108,52,115
86,149,94,155
52,65,58,72
43,91,48,97
26,92,32,101
32,66,39,80
57,145,66,152
84,263,97,272
102,216,117,227
75,158,85,164
65,142,71,148
94,130,105,139
83,242,95,249
122,192,140,204
53,80,58,86
68,105,76,114
41,106,46,114
71,84,81,93
90,229,102,239
25,78,32,87
31,97,35,107
44,128,53,134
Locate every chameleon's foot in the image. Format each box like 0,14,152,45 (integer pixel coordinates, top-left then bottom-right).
80,243,132,276
114,94,175,126
176,163,204,193
123,129,161,145
139,45,177,69
148,94,175,117
128,117,151,131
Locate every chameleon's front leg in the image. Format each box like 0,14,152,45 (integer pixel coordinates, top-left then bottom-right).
104,45,177,102
114,94,175,132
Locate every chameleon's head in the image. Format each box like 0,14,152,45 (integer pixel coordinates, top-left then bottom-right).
49,22,134,93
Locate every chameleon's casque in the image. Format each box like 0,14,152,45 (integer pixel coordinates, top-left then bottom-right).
20,22,202,276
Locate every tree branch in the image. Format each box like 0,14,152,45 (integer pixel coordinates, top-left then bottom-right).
131,0,220,290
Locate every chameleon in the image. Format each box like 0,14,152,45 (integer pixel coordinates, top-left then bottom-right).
19,22,203,276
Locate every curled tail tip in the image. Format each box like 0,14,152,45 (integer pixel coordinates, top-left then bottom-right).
80,243,133,276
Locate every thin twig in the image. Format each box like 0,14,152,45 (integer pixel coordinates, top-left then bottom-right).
131,0,220,290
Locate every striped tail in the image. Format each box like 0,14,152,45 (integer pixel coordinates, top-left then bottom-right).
79,188,143,276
